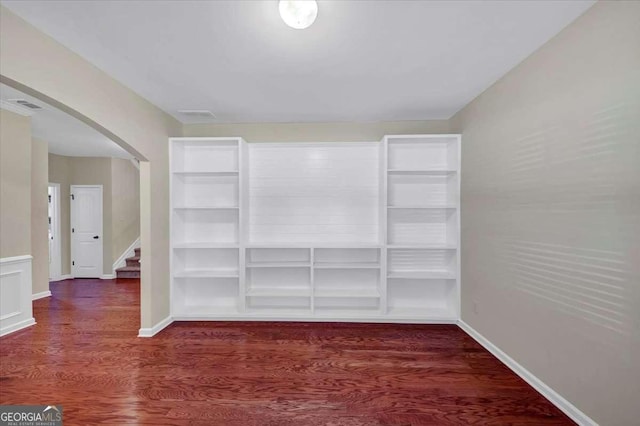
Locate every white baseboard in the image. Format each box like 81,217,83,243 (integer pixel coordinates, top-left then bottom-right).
32,290,52,300
0,317,36,337
138,316,173,338
112,237,140,274
458,320,597,426
100,274,115,280
49,274,72,282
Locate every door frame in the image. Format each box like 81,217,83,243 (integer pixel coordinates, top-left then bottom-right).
70,184,103,278
48,183,62,281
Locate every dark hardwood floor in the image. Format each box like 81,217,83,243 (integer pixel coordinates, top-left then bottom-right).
0,279,573,425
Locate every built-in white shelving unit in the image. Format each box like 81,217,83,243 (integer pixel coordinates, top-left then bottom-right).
170,135,460,323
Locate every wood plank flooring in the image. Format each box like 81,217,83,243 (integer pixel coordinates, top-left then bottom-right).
0,279,573,425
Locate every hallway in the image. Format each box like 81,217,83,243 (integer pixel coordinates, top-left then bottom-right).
0,279,572,425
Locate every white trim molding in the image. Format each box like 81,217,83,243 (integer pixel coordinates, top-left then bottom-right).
0,255,33,265
0,318,36,337
32,290,52,300
49,274,73,282
1,255,36,337
138,316,173,338
458,320,597,426
0,100,34,116
100,274,115,280
112,237,140,274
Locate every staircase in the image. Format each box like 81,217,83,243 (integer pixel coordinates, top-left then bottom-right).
116,247,140,279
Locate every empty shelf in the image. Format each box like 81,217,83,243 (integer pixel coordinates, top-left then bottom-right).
387,169,457,175
174,270,239,278
172,305,240,317
314,262,380,269
246,261,311,268
173,242,239,248
244,308,312,316
386,306,457,319
315,288,380,298
387,271,456,279
387,205,457,209
246,242,382,249
173,206,239,210
172,170,239,175
387,244,457,249
246,288,311,297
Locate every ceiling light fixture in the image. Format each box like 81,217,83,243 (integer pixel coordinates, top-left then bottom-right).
279,0,318,30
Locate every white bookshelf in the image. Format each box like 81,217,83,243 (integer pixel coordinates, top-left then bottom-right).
170,135,460,322
384,135,460,320
170,138,243,318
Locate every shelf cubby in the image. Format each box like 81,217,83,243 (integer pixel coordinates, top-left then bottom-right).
387,278,457,319
171,139,239,173
173,248,238,278
173,209,239,245
173,277,240,316
387,172,458,208
246,248,311,266
387,136,458,171
172,173,239,209
314,297,381,316
314,248,380,269
314,268,380,298
246,294,311,312
387,208,457,246
246,266,311,302
387,248,456,278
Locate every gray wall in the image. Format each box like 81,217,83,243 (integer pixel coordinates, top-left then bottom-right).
451,2,640,425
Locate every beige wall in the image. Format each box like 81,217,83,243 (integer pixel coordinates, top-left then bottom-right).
0,109,31,258
451,2,640,425
48,155,140,277
1,6,183,328
31,137,49,294
48,153,71,275
111,159,140,261
184,120,450,141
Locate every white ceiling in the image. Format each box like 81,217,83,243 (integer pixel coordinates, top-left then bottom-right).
0,84,133,159
2,0,595,124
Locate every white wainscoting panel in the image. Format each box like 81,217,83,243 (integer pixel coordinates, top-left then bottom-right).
0,255,35,336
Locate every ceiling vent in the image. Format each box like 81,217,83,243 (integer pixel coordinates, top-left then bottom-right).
9,99,43,110
178,110,216,121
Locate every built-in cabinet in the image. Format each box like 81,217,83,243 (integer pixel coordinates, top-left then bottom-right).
170,135,460,323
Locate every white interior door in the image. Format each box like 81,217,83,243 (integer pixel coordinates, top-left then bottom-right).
48,184,61,280
71,185,103,278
